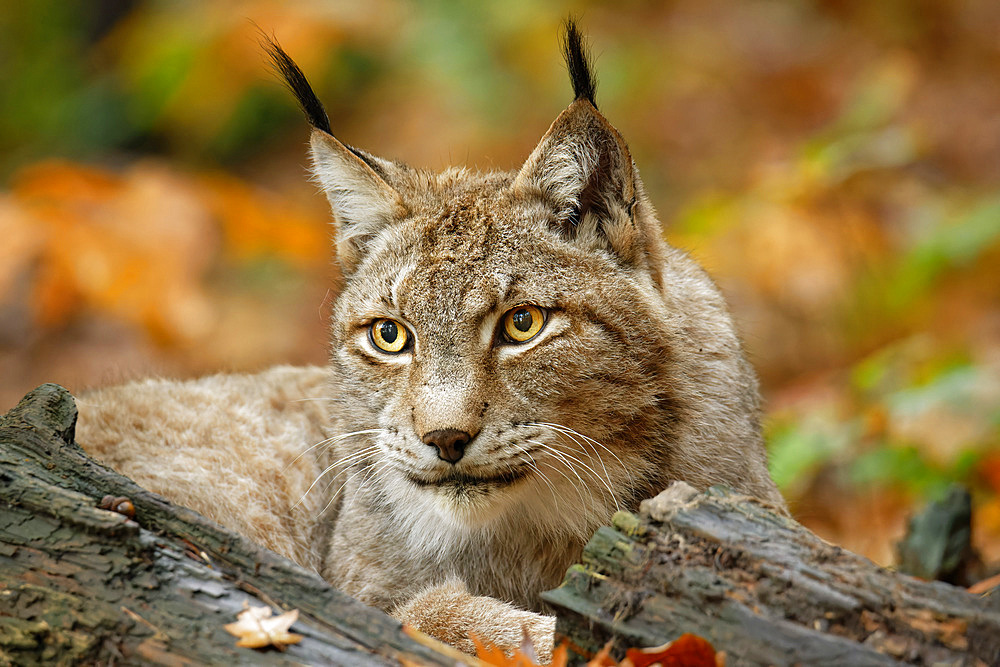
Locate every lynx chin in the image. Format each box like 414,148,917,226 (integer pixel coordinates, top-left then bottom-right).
76,21,785,660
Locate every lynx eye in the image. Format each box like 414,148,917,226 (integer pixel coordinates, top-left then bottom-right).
502,305,546,343
370,318,409,353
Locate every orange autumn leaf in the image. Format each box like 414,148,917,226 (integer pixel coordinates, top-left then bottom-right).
623,634,721,667
471,632,562,667
2,158,328,346
473,634,720,667
199,173,327,267
978,453,1000,495
9,160,217,342
471,633,510,665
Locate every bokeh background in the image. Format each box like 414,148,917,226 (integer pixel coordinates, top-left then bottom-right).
2,0,999,570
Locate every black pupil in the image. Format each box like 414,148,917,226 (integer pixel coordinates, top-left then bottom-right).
379,321,398,344
512,309,533,333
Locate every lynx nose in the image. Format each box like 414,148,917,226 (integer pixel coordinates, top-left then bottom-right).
422,429,472,464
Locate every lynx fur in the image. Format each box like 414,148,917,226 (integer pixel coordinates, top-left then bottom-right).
76,23,784,660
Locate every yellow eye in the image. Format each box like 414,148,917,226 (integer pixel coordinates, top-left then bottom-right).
370,319,408,353
502,305,546,343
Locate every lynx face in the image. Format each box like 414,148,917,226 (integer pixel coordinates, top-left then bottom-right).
328,176,674,532
263,29,782,564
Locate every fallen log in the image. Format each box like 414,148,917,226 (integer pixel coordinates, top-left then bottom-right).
0,384,466,666
542,482,1000,666
4,384,999,666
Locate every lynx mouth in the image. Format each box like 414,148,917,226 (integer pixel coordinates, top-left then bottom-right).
404,465,531,490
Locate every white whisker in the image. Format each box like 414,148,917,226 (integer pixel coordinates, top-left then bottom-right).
532,421,636,493
343,459,395,515
525,439,595,511
538,424,614,493
512,447,560,511
527,435,620,513
283,428,385,473
317,455,382,515
292,443,380,509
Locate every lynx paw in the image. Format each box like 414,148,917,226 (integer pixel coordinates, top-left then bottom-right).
392,578,555,663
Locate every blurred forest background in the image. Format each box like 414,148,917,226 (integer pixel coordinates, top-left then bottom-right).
2,0,999,571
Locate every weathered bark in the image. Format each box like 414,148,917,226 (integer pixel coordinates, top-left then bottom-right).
0,384,466,666
542,483,1000,666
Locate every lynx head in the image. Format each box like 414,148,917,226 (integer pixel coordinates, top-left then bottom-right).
262,24,735,541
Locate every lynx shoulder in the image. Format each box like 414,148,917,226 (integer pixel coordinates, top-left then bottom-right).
75,21,783,659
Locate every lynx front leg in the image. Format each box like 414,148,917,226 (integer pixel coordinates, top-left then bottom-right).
392,578,555,663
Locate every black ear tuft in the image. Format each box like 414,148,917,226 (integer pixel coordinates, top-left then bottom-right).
562,18,597,108
260,33,332,135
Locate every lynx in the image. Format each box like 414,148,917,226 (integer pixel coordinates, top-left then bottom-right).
76,23,784,660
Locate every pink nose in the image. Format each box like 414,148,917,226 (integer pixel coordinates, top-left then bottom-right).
421,429,472,464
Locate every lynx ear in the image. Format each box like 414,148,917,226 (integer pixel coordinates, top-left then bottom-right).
513,101,637,254
309,131,407,272
512,23,644,266
262,35,406,274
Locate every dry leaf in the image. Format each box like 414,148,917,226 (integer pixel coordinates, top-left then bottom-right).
200,173,327,267
471,633,570,667
622,633,721,667
9,160,217,342
472,633,721,667
471,633,526,666
223,603,303,651
978,454,1000,495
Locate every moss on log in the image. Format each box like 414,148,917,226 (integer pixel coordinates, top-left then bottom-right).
542,483,1000,666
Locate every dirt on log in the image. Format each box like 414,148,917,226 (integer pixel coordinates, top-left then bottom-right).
0,384,467,666
542,482,1000,666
